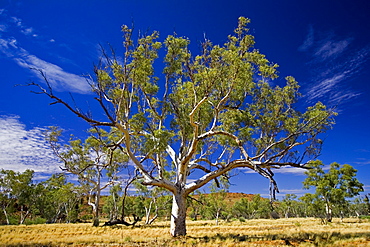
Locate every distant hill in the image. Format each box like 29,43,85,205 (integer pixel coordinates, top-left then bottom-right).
191,192,261,207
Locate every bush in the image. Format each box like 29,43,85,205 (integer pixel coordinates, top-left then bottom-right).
359,215,370,221
81,214,93,220
25,217,47,225
8,216,19,225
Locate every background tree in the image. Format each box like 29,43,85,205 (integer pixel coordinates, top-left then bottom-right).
133,179,171,224
364,194,370,215
276,194,300,218
0,169,17,225
232,194,272,220
300,193,326,221
202,178,230,225
31,17,336,236
347,197,368,218
303,160,364,222
41,173,81,223
0,169,35,224
187,190,206,221
46,127,128,226
103,184,123,222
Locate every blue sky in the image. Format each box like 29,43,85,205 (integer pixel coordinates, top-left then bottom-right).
0,0,369,198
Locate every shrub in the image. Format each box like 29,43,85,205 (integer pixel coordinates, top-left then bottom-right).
25,217,47,225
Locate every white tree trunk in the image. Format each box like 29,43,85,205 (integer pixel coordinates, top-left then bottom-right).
325,202,332,223
170,192,187,237
215,211,220,226
2,208,9,225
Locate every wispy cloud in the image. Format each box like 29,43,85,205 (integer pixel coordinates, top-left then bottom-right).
353,158,370,166
278,189,306,195
0,38,91,94
299,26,370,108
314,39,352,60
0,115,62,173
7,14,38,37
272,167,307,175
298,25,314,52
363,185,370,190
0,10,91,94
241,166,307,175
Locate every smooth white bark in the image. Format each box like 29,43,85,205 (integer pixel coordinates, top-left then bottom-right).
170,192,187,237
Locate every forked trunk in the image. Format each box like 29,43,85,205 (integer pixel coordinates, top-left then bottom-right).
89,191,100,227
170,192,187,237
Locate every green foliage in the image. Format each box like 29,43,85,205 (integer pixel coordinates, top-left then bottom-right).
132,179,172,224
45,126,131,226
40,173,81,223
275,194,305,218
303,160,364,222
32,17,338,236
299,193,325,218
232,194,272,219
103,184,123,221
81,17,336,176
0,169,82,225
24,217,47,225
0,169,35,224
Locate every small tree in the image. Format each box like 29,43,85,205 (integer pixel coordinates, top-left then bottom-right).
300,193,325,220
133,180,167,224
232,194,271,219
202,178,229,225
277,194,300,218
30,17,335,236
303,160,364,222
0,169,35,224
41,174,81,223
103,184,123,221
46,127,128,226
187,191,206,221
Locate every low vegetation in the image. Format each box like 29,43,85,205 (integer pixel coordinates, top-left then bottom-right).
1,218,370,246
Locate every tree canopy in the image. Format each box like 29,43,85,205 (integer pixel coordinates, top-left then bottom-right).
30,17,336,236
303,160,364,222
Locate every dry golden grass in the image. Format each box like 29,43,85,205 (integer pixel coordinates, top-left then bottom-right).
1,218,370,246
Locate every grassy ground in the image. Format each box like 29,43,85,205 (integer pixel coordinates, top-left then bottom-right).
1,218,370,246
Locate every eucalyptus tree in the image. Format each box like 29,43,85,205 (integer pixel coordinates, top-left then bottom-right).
299,193,325,219
41,173,81,223
303,160,364,222
31,17,335,236
277,194,299,218
0,169,14,225
365,194,370,215
202,178,230,225
46,127,128,226
133,179,171,224
232,194,271,219
0,169,34,224
103,184,123,222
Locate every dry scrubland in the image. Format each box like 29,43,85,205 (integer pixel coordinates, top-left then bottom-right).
1,218,370,247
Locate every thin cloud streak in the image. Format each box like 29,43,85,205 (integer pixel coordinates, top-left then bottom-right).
298,25,314,52
0,38,92,94
278,189,306,195
0,10,92,94
314,39,351,60
241,167,307,175
0,115,62,173
299,26,370,107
